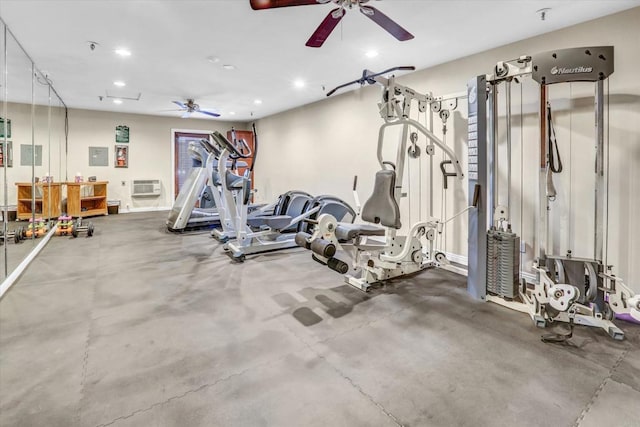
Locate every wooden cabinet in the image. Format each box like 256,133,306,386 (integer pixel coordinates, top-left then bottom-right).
15,182,62,220
65,181,108,217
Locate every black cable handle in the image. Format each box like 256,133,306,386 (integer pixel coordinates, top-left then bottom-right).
547,102,563,174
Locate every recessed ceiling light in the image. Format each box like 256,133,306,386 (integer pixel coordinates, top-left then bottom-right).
113,81,126,87
207,56,220,63
294,79,306,89
254,99,262,105
113,99,123,104
115,48,131,57
365,50,378,58
222,64,236,70
229,111,236,116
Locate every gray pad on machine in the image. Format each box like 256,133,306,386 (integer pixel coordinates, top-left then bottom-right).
361,170,402,229
225,170,245,190
248,215,292,231
335,223,386,241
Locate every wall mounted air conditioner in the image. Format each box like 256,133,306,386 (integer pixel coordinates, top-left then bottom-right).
132,179,161,197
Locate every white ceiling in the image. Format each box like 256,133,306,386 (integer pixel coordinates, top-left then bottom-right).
0,0,638,121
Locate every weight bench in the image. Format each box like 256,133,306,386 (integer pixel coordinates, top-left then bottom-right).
297,168,439,290
322,168,401,242
361,169,402,229
334,223,386,241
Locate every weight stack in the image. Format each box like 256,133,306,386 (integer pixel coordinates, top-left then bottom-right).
486,228,520,299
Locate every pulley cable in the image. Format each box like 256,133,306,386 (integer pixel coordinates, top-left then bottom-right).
520,82,524,273
568,84,573,251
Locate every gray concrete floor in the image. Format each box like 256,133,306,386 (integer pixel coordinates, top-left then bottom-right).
1,221,41,276
1,211,639,427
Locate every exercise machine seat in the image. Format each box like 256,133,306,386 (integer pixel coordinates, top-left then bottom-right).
361,170,402,229
225,170,245,190
335,223,386,241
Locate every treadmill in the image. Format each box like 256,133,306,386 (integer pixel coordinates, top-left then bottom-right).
166,138,222,231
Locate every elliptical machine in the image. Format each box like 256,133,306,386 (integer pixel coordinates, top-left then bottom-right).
209,131,356,261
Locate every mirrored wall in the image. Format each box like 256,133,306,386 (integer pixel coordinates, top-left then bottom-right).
1,20,67,280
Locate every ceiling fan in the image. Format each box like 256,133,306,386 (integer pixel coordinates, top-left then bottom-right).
171,99,220,118
250,0,414,48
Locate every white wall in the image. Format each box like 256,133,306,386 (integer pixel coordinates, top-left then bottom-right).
67,109,246,212
1,103,247,212
0,101,64,203
66,108,247,211
253,8,640,292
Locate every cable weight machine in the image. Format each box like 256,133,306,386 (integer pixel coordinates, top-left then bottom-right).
467,46,640,340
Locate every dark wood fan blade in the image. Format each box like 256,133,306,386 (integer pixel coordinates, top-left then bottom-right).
250,0,320,10
306,8,344,48
360,5,414,41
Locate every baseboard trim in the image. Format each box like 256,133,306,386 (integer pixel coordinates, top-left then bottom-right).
0,224,57,300
440,250,537,283
442,251,468,267
120,207,171,214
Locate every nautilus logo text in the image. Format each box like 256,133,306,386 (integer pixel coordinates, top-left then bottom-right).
550,65,593,75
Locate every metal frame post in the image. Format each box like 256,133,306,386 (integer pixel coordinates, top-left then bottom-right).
594,80,605,263
505,81,512,214
488,84,498,227
537,85,548,262
467,75,488,299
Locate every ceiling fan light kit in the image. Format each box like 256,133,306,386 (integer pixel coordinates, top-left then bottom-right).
250,0,414,48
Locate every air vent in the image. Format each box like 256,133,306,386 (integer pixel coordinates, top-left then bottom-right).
132,179,161,197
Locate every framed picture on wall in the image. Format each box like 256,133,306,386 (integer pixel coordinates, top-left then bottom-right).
115,125,129,143
0,141,13,167
0,117,11,138
115,145,128,168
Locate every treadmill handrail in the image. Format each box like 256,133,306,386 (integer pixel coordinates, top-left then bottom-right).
211,131,252,159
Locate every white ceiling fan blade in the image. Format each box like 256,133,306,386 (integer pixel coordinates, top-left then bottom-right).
199,110,221,118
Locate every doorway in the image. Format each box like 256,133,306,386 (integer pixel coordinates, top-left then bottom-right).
173,131,211,199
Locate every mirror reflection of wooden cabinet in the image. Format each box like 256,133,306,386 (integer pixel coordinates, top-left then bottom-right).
15,182,61,219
